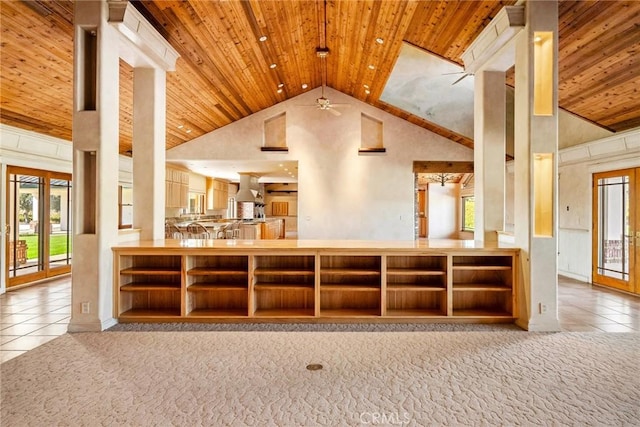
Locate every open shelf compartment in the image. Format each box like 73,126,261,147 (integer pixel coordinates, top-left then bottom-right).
118,254,182,317
320,255,381,316
252,255,316,317
186,255,249,317
452,254,514,317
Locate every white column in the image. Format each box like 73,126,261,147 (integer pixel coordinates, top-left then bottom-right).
514,0,560,331
474,70,506,242
69,0,120,332
133,67,166,241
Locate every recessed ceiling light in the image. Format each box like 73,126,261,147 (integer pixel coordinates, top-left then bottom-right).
270,63,277,69
177,125,184,129
302,83,308,89
365,89,371,95
186,129,192,134
375,37,384,44
259,35,267,42
277,88,283,94
278,83,284,88
368,64,375,70
363,84,370,89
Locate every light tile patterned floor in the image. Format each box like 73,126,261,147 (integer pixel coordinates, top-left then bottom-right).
1,276,70,363
1,275,639,363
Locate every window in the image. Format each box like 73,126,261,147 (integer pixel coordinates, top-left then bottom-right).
462,196,475,231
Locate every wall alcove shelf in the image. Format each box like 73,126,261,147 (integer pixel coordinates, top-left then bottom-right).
113,240,518,323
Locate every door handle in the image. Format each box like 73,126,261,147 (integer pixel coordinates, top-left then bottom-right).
636,231,640,247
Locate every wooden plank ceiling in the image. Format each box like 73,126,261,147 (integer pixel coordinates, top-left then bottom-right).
1,0,639,156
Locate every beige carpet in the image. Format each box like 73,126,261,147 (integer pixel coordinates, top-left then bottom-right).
1,331,639,426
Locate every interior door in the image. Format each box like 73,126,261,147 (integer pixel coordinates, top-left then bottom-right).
418,189,427,238
6,167,72,287
592,168,638,294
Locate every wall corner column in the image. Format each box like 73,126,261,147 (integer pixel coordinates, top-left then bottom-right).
133,67,166,241
514,0,560,331
69,0,119,332
474,70,506,243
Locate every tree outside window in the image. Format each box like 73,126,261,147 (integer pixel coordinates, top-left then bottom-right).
462,196,475,231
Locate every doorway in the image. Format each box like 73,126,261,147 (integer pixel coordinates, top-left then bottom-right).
592,168,639,294
6,166,72,287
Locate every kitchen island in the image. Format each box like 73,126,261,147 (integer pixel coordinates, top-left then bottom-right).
170,218,284,239
113,239,519,323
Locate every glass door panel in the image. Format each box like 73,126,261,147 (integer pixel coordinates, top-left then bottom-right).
49,177,72,271
8,173,46,284
592,169,637,294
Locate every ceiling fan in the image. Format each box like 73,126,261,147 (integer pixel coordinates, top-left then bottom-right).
299,1,349,116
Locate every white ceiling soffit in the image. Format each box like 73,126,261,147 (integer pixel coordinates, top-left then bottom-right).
170,160,299,184
380,43,474,138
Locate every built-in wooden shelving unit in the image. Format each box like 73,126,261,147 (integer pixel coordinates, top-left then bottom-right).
113,240,518,323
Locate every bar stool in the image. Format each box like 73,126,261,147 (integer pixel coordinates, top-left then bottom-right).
165,223,183,239
186,222,210,239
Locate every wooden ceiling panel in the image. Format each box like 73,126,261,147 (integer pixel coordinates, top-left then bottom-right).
1,0,639,156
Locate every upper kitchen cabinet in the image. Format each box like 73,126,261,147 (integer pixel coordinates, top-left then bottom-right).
166,167,189,208
206,178,229,211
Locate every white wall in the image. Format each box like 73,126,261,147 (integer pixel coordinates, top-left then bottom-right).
427,183,460,239
167,87,473,240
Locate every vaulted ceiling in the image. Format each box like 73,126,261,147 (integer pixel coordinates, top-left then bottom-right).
1,0,639,156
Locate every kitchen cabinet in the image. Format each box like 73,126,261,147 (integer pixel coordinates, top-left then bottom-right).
206,178,229,210
261,219,284,239
165,167,189,208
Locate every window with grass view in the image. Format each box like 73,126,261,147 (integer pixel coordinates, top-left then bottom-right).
462,196,475,231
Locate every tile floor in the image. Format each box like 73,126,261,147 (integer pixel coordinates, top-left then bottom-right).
1,274,639,363
1,276,71,363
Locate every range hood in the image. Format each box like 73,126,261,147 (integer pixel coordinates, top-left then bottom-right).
236,173,258,202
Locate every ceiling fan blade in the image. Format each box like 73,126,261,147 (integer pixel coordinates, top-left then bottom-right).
451,73,470,86
442,71,466,75
327,108,341,116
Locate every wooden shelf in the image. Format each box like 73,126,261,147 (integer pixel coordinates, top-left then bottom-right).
187,308,248,317
452,265,512,271
387,284,446,291
386,308,446,317
114,245,517,323
254,283,314,291
121,267,181,275
320,308,380,317
452,309,514,318
253,308,314,317
321,268,380,276
119,308,181,318
188,268,247,276
453,284,512,291
321,284,380,292
254,268,314,276
188,283,247,291
120,283,180,291
387,269,445,276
